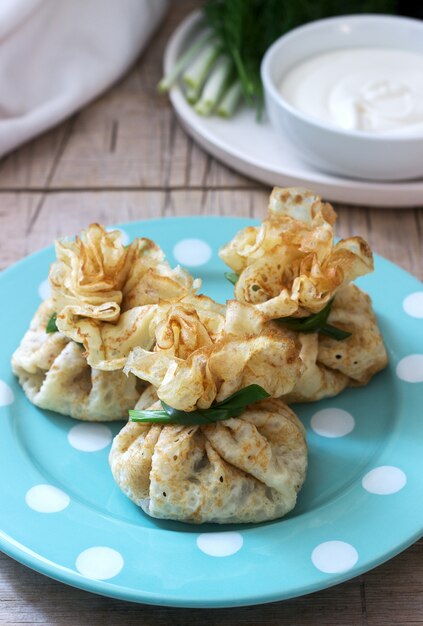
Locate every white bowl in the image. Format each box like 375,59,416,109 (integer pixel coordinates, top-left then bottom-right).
261,15,423,181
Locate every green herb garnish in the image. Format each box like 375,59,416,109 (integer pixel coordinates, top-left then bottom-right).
45,311,85,348
129,383,270,425
46,312,58,333
224,271,239,285
278,298,351,341
203,0,397,116
159,0,399,118
224,272,351,340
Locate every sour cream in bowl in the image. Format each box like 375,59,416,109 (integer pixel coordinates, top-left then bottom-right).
261,15,423,181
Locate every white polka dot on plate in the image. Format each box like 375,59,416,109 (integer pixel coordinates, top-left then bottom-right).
68,423,112,452
403,292,423,318
0,380,14,407
312,541,358,574
396,354,423,383
197,532,243,557
362,466,406,495
75,547,124,580
38,279,51,301
25,484,70,513
173,239,212,267
310,408,355,438
106,227,130,246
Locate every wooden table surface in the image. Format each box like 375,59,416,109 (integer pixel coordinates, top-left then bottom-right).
0,1,422,624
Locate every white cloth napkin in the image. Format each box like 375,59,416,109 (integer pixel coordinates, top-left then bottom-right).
0,0,168,158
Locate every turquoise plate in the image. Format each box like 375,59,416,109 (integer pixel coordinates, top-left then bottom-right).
0,217,422,608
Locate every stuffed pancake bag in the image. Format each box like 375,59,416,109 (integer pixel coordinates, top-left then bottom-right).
109,301,308,524
11,224,202,421
11,299,141,421
220,187,388,401
283,283,388,402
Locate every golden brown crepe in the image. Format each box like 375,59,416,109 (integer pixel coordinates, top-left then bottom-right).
110,289,307,523
50,223,201,319
284,285,388,402
56,293,225,371
220,187,373,320
44,223,227,371
124,307,302,412
11,300,142,421
109,389,307,524
220,187,388,401
12,223,207,420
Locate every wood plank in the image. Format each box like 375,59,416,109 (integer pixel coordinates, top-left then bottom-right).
2,190,420,280
336,205,423,279
1,545,422,625
365,539,423,626
367,208,423,280
0,125,70,191
0,193,42,270
23,191,163,254
0,551,369,626
8,188,267,263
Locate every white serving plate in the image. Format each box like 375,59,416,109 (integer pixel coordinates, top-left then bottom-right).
164,11,423,208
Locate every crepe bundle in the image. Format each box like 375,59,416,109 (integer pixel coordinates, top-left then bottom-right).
49,223,200,317
56,292,225,371
284,284,388,402
220,187,388,401
108,294,308,524
123,304,302,411
12,224,204,421
11,299,141,421
110,388,307,524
